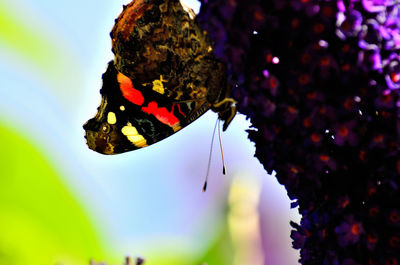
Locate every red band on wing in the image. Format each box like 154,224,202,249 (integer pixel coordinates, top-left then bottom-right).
142,102,179,127
117,73,144,105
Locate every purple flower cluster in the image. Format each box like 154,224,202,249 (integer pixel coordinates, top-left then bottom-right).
198,0,400,263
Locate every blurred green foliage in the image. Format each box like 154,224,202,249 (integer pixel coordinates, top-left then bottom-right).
196,224,233,265
0,2,60,72
0,123,109,265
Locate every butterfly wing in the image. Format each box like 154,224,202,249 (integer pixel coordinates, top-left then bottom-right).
83,0,236,154
83,62,210,154
111,0,217,102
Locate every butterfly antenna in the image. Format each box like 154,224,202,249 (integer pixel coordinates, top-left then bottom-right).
217,119,226,175
203,118,219,192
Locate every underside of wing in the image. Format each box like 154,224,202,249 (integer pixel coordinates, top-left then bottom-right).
110,0,227,103
83,62,210,154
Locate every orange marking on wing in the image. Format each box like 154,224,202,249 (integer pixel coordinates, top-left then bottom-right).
117,73,144,105
142,102,179,126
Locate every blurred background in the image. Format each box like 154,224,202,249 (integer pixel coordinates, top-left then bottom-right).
0,0,301,264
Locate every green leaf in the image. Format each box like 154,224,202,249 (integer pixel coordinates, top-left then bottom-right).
0,123,109,265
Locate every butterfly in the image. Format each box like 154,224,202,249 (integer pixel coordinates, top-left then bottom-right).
83,0,236,154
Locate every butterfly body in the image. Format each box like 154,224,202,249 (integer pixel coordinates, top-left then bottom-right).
83,0,236,154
